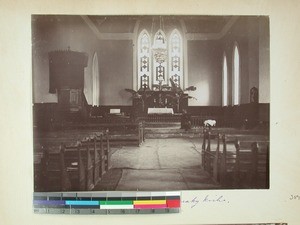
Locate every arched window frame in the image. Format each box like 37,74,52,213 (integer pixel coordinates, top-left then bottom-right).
222,53,228,106
136,28,184,90
232,42,240,105
92,52,100,106
137,29,151,90
169,29,183,88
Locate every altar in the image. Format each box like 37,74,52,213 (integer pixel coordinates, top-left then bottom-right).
132,90,188,116
147,108,174,114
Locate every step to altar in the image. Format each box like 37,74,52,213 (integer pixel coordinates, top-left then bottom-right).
144,122,181,128
144,126,268,139
145,127,202,138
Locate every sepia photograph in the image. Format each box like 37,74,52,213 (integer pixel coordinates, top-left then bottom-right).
32,15,270,192
1,0,300,225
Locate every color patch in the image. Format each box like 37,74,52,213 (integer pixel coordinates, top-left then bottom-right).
167,199,181,208
65,200,99,206
134,204,167,209
100,200,133,205
133,200,166,205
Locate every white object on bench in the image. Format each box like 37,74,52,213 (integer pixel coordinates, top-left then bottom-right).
204,119,216,127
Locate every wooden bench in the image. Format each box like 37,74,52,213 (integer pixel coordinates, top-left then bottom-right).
201,129,269,188
191,116,218,128
106,122,145,147
52,121,145,147
201,129,221,183
36,132,110,192
220,136,269,188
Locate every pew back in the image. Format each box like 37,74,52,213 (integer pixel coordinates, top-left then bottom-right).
221,136,269,188
35,132,110,192
201,128,269,188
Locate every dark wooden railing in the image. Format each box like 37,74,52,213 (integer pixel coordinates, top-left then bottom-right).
53,121,145,147
139,114,181,123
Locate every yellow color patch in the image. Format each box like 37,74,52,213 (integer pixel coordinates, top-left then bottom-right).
133,200,166,205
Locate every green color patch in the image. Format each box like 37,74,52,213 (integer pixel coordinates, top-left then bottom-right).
99,200,133,205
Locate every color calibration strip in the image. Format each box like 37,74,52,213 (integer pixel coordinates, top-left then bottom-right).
33,192,181,214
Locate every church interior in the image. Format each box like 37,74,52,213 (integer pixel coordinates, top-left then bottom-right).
32,15,270,192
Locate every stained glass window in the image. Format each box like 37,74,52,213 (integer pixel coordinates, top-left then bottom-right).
137,29,184,90
169,30,183,88
138,30,151,90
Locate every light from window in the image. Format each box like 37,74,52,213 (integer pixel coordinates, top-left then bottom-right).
137,29,183,90
92,52,100,106
222,54,228,106
233,44,240,105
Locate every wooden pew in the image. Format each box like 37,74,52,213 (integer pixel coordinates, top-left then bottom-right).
95,131,111,172
107,122,145,147
63,142,85,191
191,115,217,128
37,132,110,191
54,121,145,147
201,129,221,183
41,145,72,191
220,135,269,188
201,129,269,188
235,140,269,188
64,132,110,191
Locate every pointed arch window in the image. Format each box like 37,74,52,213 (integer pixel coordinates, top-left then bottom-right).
233,43,240,105
137,30,151,89
137,29,184,90
222,53,228,106
92,52,100,106
169,30,183,88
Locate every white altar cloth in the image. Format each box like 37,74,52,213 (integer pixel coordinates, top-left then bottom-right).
147,108,174,114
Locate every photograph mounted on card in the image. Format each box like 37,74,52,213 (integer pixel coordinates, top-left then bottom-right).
32,15,270,193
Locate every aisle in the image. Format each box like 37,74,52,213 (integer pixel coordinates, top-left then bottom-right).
94,138,220,191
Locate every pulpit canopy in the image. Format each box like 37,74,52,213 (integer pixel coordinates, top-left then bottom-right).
48,49,88,93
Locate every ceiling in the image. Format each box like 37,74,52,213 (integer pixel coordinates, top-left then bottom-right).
86,15,234,34
32,15,238,39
